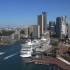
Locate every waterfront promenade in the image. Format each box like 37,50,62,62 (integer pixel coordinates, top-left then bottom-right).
26,58,70,70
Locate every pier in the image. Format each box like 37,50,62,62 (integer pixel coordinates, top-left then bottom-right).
26,58,70,70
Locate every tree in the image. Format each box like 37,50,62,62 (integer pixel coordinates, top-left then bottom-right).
20,30,25,34
68,47,70,50
0,30,15,36
52,41,58,46
68,41,70,44
51,53,56,58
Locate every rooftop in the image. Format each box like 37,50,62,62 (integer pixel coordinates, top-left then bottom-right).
36,44,52,52
57,45,68,50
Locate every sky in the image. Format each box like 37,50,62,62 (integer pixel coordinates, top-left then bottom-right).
0,0,70,28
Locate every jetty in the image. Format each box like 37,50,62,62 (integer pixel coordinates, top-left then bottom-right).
26,58,70,70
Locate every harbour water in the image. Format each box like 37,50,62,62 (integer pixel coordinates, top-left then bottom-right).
0,40,64,70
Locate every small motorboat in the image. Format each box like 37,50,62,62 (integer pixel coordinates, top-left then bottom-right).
0,52,5,56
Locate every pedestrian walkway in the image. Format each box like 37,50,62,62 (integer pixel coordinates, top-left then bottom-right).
57,57,70,65
26,58,70,70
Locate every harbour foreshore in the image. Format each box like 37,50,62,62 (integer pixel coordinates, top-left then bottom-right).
26,58,70,70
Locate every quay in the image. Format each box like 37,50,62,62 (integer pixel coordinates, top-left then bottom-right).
26,58,70,70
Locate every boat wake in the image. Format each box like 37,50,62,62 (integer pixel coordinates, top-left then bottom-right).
4,52,19,60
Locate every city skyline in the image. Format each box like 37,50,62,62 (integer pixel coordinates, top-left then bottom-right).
0,0,70,28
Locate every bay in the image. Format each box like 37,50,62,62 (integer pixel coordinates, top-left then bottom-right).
0,40,64,70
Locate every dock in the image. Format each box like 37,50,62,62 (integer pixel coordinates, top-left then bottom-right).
26,58,70,70
26,60,33,63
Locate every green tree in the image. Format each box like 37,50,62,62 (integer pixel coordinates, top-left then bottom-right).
52,41,58,46
51,53,56,58
68,42,70,44
20,30,25,34
68,47,70,50
0,30,15,36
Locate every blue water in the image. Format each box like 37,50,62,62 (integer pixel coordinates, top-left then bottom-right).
0,40,64,70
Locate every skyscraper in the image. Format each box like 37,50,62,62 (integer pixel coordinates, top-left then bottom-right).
68,24,70,38
56,15,67,38
38,14,43,35
49,21,55,36
29,25,40,38
49,21,55,33
42,12,47,31
56,17,61,38
61,15,67,38
38,12,47,36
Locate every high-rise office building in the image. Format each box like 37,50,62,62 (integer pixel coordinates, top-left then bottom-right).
68,24,70,38
38,12,47,36
38,14,43,35
49,21,55,36
56,17,61,38
49,21,55,33
61,15,67,38
29,25,40,38
56,15,67,38
42,12,47,31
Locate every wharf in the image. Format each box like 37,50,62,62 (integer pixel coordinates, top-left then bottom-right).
26,58,70,70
